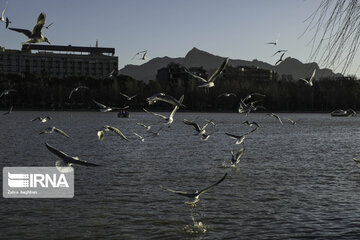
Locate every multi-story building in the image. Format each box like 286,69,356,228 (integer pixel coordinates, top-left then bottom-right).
0,44,118,78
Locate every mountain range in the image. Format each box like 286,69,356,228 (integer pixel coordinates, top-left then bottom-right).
119,47,341,82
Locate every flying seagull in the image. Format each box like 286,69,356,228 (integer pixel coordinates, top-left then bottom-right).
299,69,316,87
30,116,51,123
160,173,227,207
268,113,283,125
225,132,246,145
68,86,89,100
132,131,144,142
146,93,185,108
242,120,260,128
45,143,100,167
271,49,287,57
275,52,285,65
120,92,137,101
44,22,54,29
217,93,237,98
143,95,183,126
136,122,151,131
40,126,71,138
92,99,128,112
266,33,280,45
5,17,10,28
353,158,360,164
183,119,210,137
242,93,266,102
3,105,13,115
99,125,129,141
0,89,17,98
184,57,229,89
131,50,148,60
9,12,50,45
231,147,245,166
285,118,297,125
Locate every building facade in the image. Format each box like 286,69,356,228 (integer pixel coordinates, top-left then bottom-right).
0,44,118,78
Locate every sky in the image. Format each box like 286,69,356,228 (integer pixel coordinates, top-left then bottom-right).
1,0,358,76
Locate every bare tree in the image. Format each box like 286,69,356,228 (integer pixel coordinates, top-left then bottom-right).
303,0,360,74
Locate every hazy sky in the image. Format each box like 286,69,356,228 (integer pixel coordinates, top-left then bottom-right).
1,0,357,76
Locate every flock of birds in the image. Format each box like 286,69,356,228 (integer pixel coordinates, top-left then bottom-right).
0,9,330,230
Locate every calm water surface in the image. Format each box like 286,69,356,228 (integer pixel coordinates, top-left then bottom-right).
1,111,360,239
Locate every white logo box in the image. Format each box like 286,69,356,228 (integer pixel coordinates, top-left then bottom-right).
3,167,74,198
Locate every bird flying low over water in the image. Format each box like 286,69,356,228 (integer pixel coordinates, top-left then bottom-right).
98,125,129,141
45,143,100,167
225,132,246,145
0,89,17,98
184,58,229,89
285,118,297,125
68,86,89,100
299,69,316,87
183,119,210,140
9,12,50,45
143,95,184,127
40,126,70,138
120,92,137,101
136,122,151,131
92,99,128,112
160,173,227,207
242,120,260,128
146,93,185,108
268,113,283,125
231,147,245,166
132,131,144,142
30,116,51,123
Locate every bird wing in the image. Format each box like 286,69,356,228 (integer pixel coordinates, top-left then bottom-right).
225,132,242,139
235,148,245,164
143,108,167,120
198,173,228,196
105,126,129,141
132,131,143,139
353,158,360,164
169,95,184,119
1,8,4,19
183,119,201,132
184,68,207,83
32,12,46,36
8,27,32,38
159,185,191,197
45,143,100,166
54,127,71,138
30,117,41,121
92,99,107,109
208,57,229,82
272,114,283,125
309,69,316,83
46,22,54,28
119,92,130,99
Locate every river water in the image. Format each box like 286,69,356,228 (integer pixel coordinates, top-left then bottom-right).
1,111,360,239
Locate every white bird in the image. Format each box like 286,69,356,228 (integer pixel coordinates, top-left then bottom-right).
92,99,127,112
242,120,260,128
136,122,151,131
231,147,245,166
68,86,89,100
353,158,360,164
183,119,209,136
3,105,12,115
100,125,129,141
184,58,229,89
217,92,237,98
0,2,6,22
275,52,285,65
160,173,227,207
143,95,184,126
242,93,266,102
146,93,185,108
299,69,316,87
0,89,17,98
268,113,283,125
266,33,280,45
285,118,297,125
132,131,144,142
225,132,246,145
9,12,50,45
45,143,100,167
30,116,51,123
40,126,70,138
120,92,137,101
